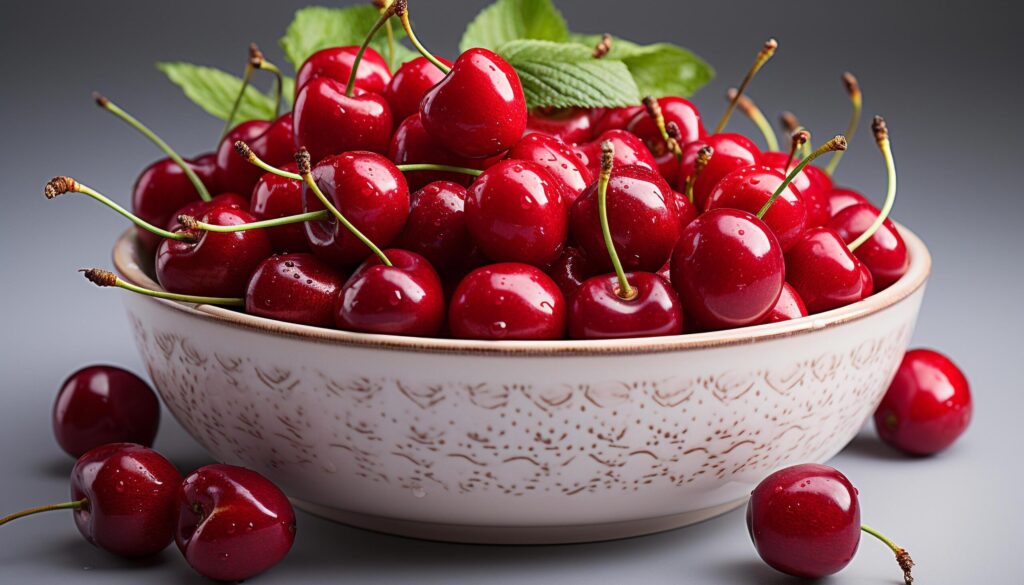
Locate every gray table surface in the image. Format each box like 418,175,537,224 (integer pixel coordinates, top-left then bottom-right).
2,1,1021,583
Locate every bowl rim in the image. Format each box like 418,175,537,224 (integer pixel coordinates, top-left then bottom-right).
112,224,930,357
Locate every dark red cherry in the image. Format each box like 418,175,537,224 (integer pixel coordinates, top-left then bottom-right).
568,272,683,339
293,78,393,163
526,107,594,144
249,163,308,253
335,249,445,336
763,282,808,323
678,133,761,209
213,119,269,188
570,164,679,273
420,48,527,159
545,245,596,299
176,464,295,582
670,208,784,330
747,463,861,578
626,96,706,183
391,181,483,275
302,151,410,267
590,105,644,135
52,366,160,458
216,113,294,196
827,203,909,290
449,263,566,340
667,189,698,231
785,226,872,314
157,207,273,297
704,164,807,251
760,151,832,227
875,349,972,455
167,191,248,233
509,132,592,203
827,187,871,216
388,113,502,191
295,45,392,99
384,56,452,121
132,154,219,251
465,160,568,266
245,253,346,327
574,129,658,180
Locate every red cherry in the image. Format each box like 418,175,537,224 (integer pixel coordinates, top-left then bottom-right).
420,48,527,159
176,464,296,582
571,165,680,273
302,151,410,267
52,366,160,458
213,119,269,186
704,164,807,251
760,151,832,227
245,253,346,327
670,208,784,330
167,191,248,234
388,113,501,191
626,96,706,183
545,245,595,299
132,154,219,251
157,207,273,297
449,263,566,340
295,45,392,99
391,181,483,275
384,56,452,121
293,78,393,163
763,282,808,323
590,105,644,135
568,272,683,339
667,189,698,231
574,129,659,180
216,113,294,196
464,160,568,266
827,202,909,290
335,249,445,336
509,132,593,203
785,226,872,313
525,107,594,144
249,163,308,253
827,187,871,216
678,133,761,209
874,349,972,455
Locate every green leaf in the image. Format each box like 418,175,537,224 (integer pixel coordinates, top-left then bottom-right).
460,0,568,53
497,40,639,109
280,5,416,71
157,62,286,122
569,34,714,98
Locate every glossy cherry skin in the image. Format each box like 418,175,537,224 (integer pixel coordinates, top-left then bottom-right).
392,181,483,275
785,227,873,314
385,56,453,122
509,132,592,203
574,129,659,180
216,113,294,196
678,133,762,209
626,96,706,183
449,263,566,340
828,203,909,290
545,245,595,299
176,464,296,582
52,366,160,458
747,463,861,578
157,207,273,297
245,253,346,327
762,282,808,323
293,78,393,163
71,443,182,557
526,107,594,144
568,272,684,339
295,45,392,99
132,153,219,251
570,164,679,273
874,349,972,455
704,164,807,251
670,208,784,330
302,151,410,267
465,160,568,266
336,249,445,336
827,187,871,217
760,152,832,228
388,113,502,191
667,189,699,231
167,191,248,234
590,105,644,135
248,163,307,253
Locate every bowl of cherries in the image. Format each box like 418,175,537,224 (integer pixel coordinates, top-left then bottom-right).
42,0,936,547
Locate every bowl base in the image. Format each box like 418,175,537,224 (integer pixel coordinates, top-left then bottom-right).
291,497,748,545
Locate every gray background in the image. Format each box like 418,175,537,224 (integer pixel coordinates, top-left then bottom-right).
2,1,1021,582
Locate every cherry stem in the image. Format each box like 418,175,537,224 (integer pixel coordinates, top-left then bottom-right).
596,141,636,301
684,145,714,204
756,135,847,219
848,116,895,251
44,177,195,242
592,33,613,59
81,268,244,306
784,129,810,173
180,210,330,233
345,2,400,97
295,148,393,267
0,499,87,527
715,39,777,134
861,524,915,585
235,141,302,180
374,0,398,70
643,96,682,162
395,163,483,176
825,72,862,177
780,112,811,158
727,88,778,152
395,1,450,74
93,93,212,202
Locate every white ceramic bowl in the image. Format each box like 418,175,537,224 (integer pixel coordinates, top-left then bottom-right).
112,226,930,544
